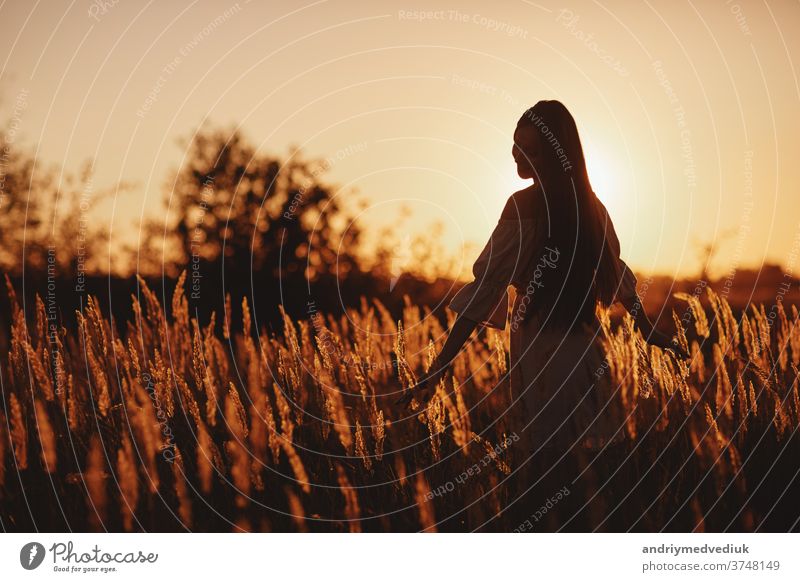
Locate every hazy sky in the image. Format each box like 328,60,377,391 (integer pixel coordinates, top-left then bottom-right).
2,0,799,279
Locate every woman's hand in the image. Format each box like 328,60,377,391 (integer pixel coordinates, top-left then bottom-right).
395,316,478,410
623,294,690,360
644,329,689,359
396,365,446,409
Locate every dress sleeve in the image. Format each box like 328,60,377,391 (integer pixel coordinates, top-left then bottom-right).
598,200,638,305
448,220,523,329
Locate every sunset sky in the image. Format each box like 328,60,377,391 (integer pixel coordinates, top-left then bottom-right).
2,0,799,279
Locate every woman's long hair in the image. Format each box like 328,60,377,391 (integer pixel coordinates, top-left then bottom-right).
517,100,619,330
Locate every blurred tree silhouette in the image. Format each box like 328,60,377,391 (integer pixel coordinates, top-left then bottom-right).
1,113,477,326
0,125,41,270
0,121,118,276
140,125,364,311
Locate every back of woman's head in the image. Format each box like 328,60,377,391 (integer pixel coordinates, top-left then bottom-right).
516,100,619,329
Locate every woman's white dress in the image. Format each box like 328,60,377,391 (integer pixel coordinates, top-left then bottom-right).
448,197,637,453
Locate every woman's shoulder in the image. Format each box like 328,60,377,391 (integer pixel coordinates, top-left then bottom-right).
593,192,611,219
500,185,540,221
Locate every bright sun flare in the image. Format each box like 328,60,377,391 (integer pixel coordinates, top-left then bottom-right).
585,148,620,208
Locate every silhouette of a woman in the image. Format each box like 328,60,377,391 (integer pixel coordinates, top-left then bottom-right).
400,100,681,456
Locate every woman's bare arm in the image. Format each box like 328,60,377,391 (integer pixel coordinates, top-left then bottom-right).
397,315,479,405
621,293,686,355
429,315,479,379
